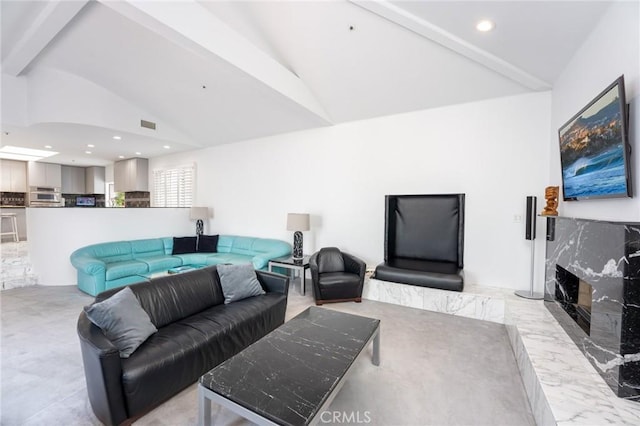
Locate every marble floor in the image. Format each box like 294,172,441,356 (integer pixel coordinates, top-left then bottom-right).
0,241,37,290
1,281,535,425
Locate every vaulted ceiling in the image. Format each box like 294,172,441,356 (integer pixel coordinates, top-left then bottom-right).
1,0,612,167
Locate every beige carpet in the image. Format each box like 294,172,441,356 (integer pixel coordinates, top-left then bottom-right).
1,281,534,425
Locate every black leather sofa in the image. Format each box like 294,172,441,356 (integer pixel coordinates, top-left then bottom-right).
77,266,289,425
375,194,465,291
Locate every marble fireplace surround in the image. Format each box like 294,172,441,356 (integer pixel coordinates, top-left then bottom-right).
544,216,640,401
363,278,640,425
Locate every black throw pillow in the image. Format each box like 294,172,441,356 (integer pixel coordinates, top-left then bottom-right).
198,235,219,253
172,236,197,254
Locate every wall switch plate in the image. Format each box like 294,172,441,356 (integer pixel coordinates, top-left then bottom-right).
514,214,523,223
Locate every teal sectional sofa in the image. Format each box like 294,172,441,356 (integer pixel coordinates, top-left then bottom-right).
70,235,291,296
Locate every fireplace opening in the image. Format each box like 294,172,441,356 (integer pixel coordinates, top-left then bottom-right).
555,265,593,335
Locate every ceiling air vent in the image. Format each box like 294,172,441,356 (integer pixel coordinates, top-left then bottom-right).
140,119,156,130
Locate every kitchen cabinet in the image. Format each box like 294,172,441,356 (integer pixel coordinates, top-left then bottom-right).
85,166,105,194
0,160,27,192
28,162,62,188
114,158,148,192
61,166,86,194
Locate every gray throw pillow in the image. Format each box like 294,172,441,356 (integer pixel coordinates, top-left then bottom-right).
84,287,157,358
217,263,265,304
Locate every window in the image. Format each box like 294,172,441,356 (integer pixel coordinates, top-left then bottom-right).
106,182,124,207
153,164,194,207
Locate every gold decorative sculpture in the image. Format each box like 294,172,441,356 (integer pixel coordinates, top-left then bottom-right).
541,186,559,216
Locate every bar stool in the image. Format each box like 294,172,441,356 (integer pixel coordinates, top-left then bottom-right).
0,213,19,242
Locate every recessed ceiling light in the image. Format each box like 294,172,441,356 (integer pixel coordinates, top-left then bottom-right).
135,152,141,155
113,135,122,140
85,151,92,154
476,20,495,32
118,155,125,159
44,145,52,149
163,145,170,149
87,144,95,148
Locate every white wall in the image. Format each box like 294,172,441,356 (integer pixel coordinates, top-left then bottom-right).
29,2,638,292
152,92,551,291
549,1,640,221
27,208,193,285
1,74,27,126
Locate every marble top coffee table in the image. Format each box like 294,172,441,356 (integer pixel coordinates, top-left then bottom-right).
198,306,380,426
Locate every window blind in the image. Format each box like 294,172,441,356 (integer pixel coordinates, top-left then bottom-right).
153,165,194,207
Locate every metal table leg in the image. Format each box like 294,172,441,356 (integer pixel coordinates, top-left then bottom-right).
198,385,212,426
372,327,380,366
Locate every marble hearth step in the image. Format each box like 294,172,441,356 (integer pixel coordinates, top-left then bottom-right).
363,278,508,323
363,279,640,425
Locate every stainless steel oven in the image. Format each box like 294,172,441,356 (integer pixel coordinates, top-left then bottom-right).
29,187,62,206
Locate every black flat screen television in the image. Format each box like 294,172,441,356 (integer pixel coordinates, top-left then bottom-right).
76,196,96,207
558,75,631,201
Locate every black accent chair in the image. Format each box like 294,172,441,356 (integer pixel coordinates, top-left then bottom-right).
374,194,465,292
309,247,366,305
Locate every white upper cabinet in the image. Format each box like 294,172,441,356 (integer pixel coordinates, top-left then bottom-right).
28,162,62,188
0,160,27,192
85,166,106,194
61,166,86,194
114,158,148,192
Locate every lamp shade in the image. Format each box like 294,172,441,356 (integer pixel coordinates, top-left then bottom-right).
286,213,310,231
190,207,210,220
